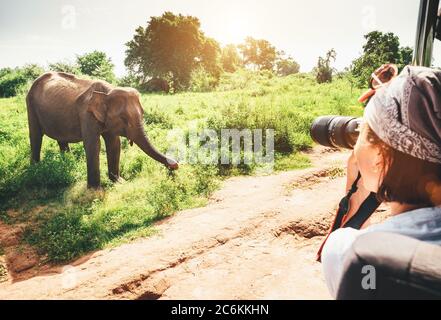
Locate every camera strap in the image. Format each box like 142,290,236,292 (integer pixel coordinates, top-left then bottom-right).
316,172,381,262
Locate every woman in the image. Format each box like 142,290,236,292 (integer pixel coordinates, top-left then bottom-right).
322,66,441,298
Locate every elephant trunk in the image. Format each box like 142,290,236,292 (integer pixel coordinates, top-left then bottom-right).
133,132,179,170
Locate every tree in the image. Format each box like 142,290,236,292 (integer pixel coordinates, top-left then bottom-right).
350,31,413,87
314,49,337,84
400,46,414,66
125,12,221,91
77,51,116,83
221,44,242,73
200,37,222,84
276,51,300,76
239,37,277,71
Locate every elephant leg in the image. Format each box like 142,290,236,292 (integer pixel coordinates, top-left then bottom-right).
83,135,101,189
28,110,43,164
58,141,70,153
103,133,121,182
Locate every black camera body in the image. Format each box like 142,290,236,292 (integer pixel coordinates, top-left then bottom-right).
310,116,362,150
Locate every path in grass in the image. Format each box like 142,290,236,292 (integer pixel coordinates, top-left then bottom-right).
0,146,355,299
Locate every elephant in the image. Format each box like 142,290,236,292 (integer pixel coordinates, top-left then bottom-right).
142,78,170,93
26,72,178,188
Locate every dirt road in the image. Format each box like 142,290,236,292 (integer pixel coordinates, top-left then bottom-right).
0,147,351,299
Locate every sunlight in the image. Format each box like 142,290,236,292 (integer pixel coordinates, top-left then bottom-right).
218,12,257,45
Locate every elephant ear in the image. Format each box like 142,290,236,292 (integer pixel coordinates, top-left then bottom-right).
87,91,108,124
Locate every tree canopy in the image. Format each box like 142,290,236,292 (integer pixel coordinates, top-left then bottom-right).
350,31,413,87
276,52,300,76
125,12,221,91
76,51,116,83
239,37,278,71
221,44,242,73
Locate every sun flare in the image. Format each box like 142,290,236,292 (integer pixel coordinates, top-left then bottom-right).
219,13,256,45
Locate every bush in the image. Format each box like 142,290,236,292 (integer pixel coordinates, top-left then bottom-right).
24,163,220,262
48,61,80,75
0,64,44,98
217,68,273,91
26,207,104,262
189,67,219,92
117,73,141,89
0,150,82,210
21,64,45,81
0,71,28,97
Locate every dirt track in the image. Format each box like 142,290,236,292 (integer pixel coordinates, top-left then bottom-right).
0,147,351,300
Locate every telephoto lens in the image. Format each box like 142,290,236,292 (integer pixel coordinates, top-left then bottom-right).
310,116,362,150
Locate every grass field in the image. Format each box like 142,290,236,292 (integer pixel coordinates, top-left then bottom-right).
0,70,363,263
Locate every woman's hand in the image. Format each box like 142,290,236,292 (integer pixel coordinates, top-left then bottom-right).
343,152,373,225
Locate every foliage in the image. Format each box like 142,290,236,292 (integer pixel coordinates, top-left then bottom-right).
0,71,363,263
189,66,219,92
200,37,222,83
314,49,337,84
140,78,171,93
239,37,278,71
0,68,13,79
276,53,300,76
0,70,28,98
0,64,44,98
221,44,242,73
48,60,80,75
350,31,413,87
77,51,116,84
20,64,45,81
125,12,222,91
117,72,142,89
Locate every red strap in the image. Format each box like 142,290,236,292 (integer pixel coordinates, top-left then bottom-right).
316,206,345,262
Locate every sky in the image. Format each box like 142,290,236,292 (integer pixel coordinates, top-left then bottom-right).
0,0,440,76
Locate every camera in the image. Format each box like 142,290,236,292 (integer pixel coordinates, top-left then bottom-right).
310,64,400,150
310,116,362,150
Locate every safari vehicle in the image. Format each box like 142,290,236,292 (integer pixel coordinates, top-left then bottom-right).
336,0,441,299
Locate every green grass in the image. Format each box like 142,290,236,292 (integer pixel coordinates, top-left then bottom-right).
0,70,363,263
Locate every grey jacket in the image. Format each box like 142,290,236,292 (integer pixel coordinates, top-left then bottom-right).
322,206,441,298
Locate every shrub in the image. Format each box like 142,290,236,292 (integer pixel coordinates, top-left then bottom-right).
48,61,80,75
0,150,82,210
189,67,219,92
0,71,28,97
0,64,44,98
117,73,141,89
26,207,104,262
